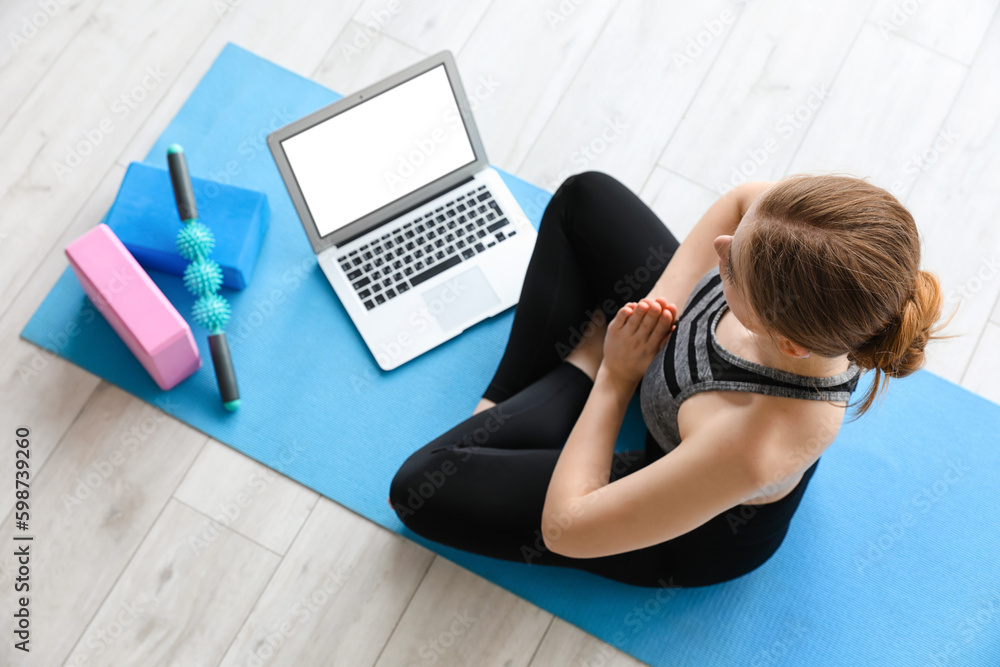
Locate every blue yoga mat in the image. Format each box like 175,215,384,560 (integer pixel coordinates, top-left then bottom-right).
22,44,1000,666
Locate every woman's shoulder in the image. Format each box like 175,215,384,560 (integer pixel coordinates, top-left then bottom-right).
747,393,843,476
680,390,843,474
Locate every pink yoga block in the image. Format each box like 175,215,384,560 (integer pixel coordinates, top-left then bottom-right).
65,223,201,390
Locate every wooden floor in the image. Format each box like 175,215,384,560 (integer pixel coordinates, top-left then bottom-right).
1,1,999,665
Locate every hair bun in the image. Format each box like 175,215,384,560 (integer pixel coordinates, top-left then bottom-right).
853,271,944,378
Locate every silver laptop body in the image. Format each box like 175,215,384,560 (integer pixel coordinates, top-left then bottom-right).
268,51,537,370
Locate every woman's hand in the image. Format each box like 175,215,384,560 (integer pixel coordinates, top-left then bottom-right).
601,298,677,386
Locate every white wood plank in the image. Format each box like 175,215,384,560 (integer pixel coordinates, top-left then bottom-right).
352,0,494,55
0,164,126,521
517,0,741,194
961,322,1000,405
118,0,365,168
0,383,207,666
0,0,221,310
658,0,872,194
639,166,724,244
894,11,1000,382
173,438,318,555
868,0,1000,65
450,0,622,172
217,497,434,667
63,499,281,667
529,617,644,667
0,0,100,131
788,22,967,201
374,556,551,667
311,20,427,95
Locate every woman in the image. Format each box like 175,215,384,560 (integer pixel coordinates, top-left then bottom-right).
388,171,945,588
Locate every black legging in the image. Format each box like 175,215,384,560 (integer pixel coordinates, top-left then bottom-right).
389,171,816,587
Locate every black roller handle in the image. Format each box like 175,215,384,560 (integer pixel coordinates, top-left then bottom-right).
167,144,198,222
209,332,241,412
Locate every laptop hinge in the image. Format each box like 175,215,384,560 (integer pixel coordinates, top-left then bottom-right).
335,174,476,248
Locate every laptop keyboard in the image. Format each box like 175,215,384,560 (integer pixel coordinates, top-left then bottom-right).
335,184,518,311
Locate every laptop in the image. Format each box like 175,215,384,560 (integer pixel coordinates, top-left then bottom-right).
268,51,537,370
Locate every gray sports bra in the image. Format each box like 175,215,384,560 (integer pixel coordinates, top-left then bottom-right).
639,267,862,455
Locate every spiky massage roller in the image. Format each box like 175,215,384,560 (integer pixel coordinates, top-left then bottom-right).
167,144,240,411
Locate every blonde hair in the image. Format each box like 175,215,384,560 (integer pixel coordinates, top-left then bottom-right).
734,174,950,417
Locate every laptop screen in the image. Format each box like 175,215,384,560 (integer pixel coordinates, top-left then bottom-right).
280,64,477,239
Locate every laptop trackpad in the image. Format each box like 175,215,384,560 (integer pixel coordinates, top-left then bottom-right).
420,266,500,333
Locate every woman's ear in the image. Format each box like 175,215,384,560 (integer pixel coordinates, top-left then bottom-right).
713,234,732,260
776,336,810,359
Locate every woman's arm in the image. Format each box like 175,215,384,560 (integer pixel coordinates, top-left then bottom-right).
541,363,637,519
643,180,775,315
542,393,772,558
542,298,676,549
540,301,770,558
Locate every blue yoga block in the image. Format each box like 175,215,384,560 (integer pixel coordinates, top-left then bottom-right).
105,161,270,290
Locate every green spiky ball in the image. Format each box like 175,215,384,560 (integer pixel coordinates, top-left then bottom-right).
191,293,231,333
183,258,223,297
176,222,215,261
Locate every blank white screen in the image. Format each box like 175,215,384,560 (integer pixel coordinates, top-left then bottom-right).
281,64,476,238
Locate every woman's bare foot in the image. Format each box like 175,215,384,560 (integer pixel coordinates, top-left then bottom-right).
472,397,496,416
564,308,608,382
